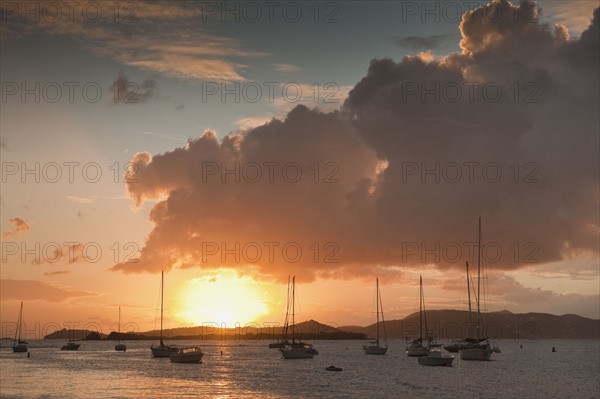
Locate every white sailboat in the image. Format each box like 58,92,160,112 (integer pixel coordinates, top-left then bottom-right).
151,271,178,358
115,306,127,352
418,343,455,366
279,276,317,359
12,302,28,353
459,217,500,361
363,278,388,355
406,276,431,357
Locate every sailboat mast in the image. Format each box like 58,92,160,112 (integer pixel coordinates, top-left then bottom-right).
160,271,164,344
291,276,296,342
15,302,23,342
376,278,380,342
419,275,423,340
422,276,428,341
283,276,290,340
476,217,482,339
466,261,473,338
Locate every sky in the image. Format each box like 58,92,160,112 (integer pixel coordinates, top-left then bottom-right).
1,0,599,338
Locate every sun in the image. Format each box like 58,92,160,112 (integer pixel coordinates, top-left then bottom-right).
175,271,270,327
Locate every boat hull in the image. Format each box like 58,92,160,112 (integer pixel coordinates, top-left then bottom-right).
460,347,492,361
151,345,177,358
115,344,127,352
280,348,315,359
406,347,429,357
170,349,203,364
12,344,28,353
363,345,388,355
61,343,80,351
418,355,454,366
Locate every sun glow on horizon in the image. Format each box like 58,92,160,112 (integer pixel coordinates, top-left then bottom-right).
175,272,270,327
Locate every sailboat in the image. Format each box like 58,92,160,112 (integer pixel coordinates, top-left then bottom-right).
406,276,431,357
61,329,80,351
279,276,318,359
459,217,500,361
115,306,127,352
151,271,178,358
443,260,485,352
12,302,28,353
363,278,388,355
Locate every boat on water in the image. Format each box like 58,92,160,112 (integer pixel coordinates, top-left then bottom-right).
444,260,483,353
458,218,500,361
115,306,127,352
151,271,178,358
279,276,317,359
12,302,28,353
406,276,431,357
418,344,455,367
61,341,80,351
170,346,203,363
362,278,388,355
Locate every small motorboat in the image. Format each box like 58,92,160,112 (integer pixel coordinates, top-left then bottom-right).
170,346,203,363
418,345,454,367
326,366,342,372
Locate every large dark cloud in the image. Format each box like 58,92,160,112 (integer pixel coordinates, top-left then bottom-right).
112,1,599,282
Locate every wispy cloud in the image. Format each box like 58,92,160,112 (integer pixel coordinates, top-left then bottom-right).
111,72,156,103
0,279,97,302
66,196,94,204
44,270,71,276
396,34,456,50
1,1,265,81
2,217,30,238
273,63,303,73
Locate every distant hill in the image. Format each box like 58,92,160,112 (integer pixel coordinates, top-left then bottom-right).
136,319,364,340
44,329,108,340
42,311,599,340
341,310,600,340
43,320,365,341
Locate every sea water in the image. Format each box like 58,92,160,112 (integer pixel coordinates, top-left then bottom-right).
1,339,598,398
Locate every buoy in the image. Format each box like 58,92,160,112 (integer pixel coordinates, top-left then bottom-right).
520,345,522,349
552,347,556,352
27,352,30,358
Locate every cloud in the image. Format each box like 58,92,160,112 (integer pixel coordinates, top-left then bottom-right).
440,271,600,317
111,3,599,284
396,34,456,50
0,1,263,81
43,270,71,276
0,279,97,302
110,72,156,103
540,0,600,35
235,116,274,131
273,63,303,73
66,196,94,204
2,217,30,238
